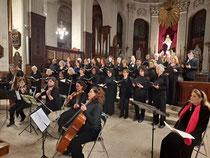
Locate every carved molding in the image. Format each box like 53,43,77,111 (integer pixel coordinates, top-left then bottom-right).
127,2,136,14
194,0,205,8
178,1,190,12
150,4,159,16
137,8,147,16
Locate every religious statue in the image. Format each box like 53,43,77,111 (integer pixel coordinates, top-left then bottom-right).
13,52,22,68
136,47,142,60
193,44,201,60
163,34,172,50
193,44,202,71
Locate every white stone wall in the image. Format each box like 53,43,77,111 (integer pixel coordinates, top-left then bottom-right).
0,0,9,71
45,1,59,47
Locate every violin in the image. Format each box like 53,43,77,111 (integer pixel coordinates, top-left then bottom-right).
64,90,84,106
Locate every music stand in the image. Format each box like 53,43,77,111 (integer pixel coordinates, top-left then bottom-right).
0,90,16,131
31,108,50,158
18,94,39,135
130,100,170,158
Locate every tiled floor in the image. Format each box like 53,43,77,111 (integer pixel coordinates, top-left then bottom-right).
0,104,209,158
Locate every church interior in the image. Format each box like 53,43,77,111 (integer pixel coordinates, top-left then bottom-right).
0,0,210,157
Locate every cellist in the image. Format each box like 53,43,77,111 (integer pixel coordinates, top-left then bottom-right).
62,86,105,158
58,80,87,132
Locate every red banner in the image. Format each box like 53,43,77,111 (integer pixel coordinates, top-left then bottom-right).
158,24,178,52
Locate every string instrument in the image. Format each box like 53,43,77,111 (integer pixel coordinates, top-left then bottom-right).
9,71,17,106
64,90,84,106
56,99,92,153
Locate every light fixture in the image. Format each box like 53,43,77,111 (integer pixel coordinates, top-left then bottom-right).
56,21,69,40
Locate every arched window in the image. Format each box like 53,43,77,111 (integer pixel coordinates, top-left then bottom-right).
188,9,206,71
133,19,149,60
92,1,103,57
117,13,123,49
57,5,72,49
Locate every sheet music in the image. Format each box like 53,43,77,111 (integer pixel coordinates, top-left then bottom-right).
15,91,21,100
37,108,50,126
31,108,50,132
164,121,194,139
31,111,46,132
60,79,66,83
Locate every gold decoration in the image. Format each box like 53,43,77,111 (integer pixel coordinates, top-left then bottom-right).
159,0,180,28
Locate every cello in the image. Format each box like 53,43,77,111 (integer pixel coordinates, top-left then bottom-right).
56,99,91,153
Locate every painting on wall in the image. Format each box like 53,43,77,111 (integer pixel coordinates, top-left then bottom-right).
0,45,3,58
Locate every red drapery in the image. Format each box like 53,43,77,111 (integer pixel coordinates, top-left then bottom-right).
158,24,178,52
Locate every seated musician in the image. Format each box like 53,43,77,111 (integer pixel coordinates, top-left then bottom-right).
30,65,42,95
35,77,61,115
160,89,210,158
62,86,105,158
7,79,30,127
6,64,24,90
58,80,87,133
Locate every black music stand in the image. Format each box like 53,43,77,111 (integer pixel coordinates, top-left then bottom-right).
0,90,16,131
18,95,39,135
31,108,50,158
130,100,170,158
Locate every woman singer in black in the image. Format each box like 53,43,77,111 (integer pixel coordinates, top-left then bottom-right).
63,86,105,158
132,67,149,123
160,89,210,158
30,65,42,95
103,69,117,115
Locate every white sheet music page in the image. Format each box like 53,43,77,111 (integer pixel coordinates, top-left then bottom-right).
15,91,21,100
37,108,50,126
164,121,194,139
31,111,46,132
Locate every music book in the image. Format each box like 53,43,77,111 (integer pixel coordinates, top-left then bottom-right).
83,77,93,81
113,79,123,84
21,94,38,105
60,79,66,83
31,108,50,132
164,121,194,139
98,83,106,87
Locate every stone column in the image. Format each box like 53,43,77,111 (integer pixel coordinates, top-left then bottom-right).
0,0,9,71
12,0,26,71
72,0,84,50
124,2,136,59
83,0,93,57
150,4,159,56
202,3,210,72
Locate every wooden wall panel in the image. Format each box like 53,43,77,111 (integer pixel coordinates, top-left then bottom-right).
30,12,46,72
178,81,210,106
83,31,92,58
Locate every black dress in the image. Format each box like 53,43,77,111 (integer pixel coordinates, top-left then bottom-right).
133,75,149,120
30,71,42,93
152,74,168,125
160,104,210,158
166,64,181,105
103,76,117,115
57,92,87,132
64,101,103,158
119,77,132,117
40,87,62,115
